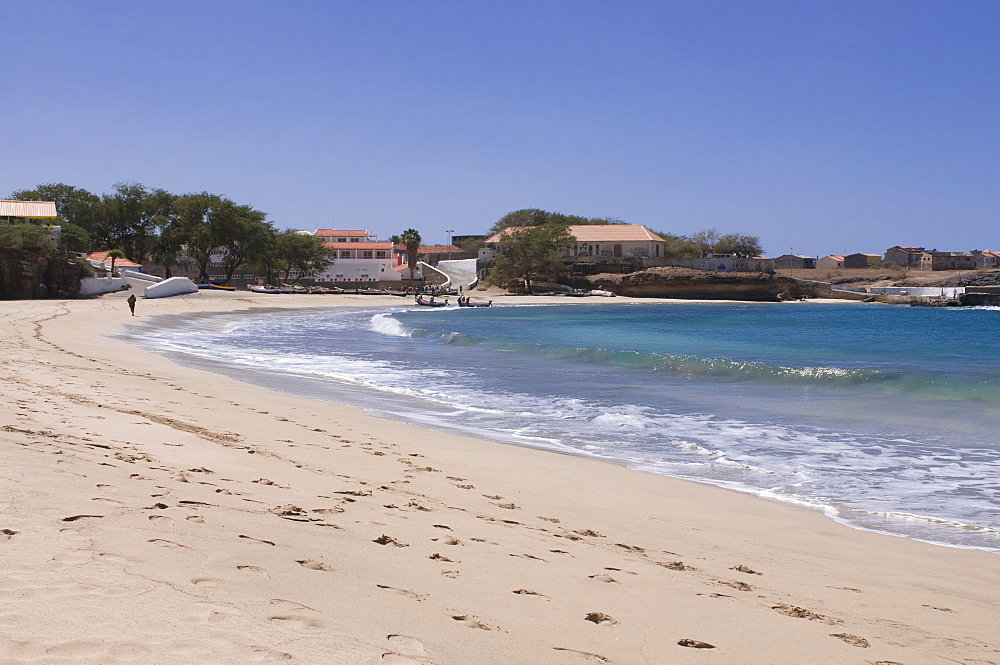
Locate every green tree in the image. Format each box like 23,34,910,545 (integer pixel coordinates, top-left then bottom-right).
488,209,623,236
713,233,763,257
58,221,91,253
487,224,575,294
0,224,51,251
273,230,334,284
105,249,127,275
210,200,274,284
91,182,171,261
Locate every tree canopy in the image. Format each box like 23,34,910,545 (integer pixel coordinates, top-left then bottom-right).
488,209,623,236
487,224,575,294
655,228,763,258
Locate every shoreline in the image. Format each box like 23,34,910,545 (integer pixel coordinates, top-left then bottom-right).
2,290,997,664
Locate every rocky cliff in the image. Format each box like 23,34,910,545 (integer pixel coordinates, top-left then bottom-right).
574,267,804,301
0,248,83,299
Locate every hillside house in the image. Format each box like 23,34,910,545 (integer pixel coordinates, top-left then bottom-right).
844,253,881,269
773,254,816,269
481,225,665,264
971,250,1000,269
884,246,925,267
817,255,845,270
919,251,976,271
87,251,143,275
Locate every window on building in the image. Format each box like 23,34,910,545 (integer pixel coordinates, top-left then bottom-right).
340,250,352,259
350,237,360,242
375,251,386,258
363,251,373,259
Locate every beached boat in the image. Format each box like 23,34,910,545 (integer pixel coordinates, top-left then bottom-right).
198,283,236,291
414,294,448,307
248,284,293,294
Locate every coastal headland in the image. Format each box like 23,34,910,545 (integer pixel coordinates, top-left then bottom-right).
1,290,997,664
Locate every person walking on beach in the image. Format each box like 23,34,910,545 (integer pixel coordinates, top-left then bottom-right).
127,294,137,316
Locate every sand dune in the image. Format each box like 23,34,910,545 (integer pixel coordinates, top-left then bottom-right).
0,291,996,664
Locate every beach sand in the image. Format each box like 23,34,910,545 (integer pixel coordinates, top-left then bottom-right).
0,290,996,664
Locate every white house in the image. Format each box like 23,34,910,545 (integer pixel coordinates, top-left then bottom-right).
481,224,665,263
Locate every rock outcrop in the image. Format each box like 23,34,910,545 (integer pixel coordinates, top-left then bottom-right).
0,248,83,299
574,267,803,301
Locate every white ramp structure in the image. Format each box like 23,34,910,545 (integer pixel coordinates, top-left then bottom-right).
144,277,199,299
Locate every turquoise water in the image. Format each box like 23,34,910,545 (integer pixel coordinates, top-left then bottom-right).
120,302,1000,552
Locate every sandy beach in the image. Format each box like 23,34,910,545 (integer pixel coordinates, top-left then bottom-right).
0,290,997,665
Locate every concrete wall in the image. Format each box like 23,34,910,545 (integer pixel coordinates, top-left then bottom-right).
80,276,128,297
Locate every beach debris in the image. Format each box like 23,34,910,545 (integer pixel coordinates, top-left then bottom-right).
615,543,645,552
238,534,275,546
406,501,431,511
1,529,18,539
62,514,103,522
584,612,617,626
573,529,605,537
678,639,715,649
731,564,762,575
429,553,454,562
538,516,560,523
497,502,520,510
373,534,408,547
335,489,372,497
829,633,870,648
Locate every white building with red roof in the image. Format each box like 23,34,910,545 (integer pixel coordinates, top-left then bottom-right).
311,230,421,282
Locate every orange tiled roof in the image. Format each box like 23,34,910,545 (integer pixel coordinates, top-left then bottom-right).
88,251,142,267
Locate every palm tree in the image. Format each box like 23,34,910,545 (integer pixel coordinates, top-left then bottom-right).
106,249,127,276
399,229,422,281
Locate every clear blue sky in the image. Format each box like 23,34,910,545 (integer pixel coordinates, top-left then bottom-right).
3,0,998,256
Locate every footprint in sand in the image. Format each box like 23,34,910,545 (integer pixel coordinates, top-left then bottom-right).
186,515,204,523
377,584,427,601
441,570,460,578
267,615,324,630
588,574,619,584
829,633,870,647
191,577,221,587
148,515,173,525
147,538,191,549
584,612,617,626
451,615,492,630
237,565,269,577
295,559,333,571
513,589,549,599
552,647,611,662
374,534,408,547
434,536,463,546
1,529,18,540
270,598,319,612
386,634,427,657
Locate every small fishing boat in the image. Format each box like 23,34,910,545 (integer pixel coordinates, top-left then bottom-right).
248,284,294,294
198,283,236,291
414,294,448,307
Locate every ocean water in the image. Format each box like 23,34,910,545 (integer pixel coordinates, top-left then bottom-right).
118,302,1000,552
